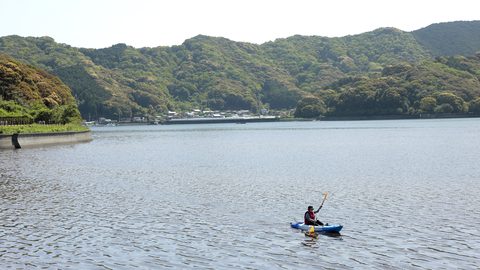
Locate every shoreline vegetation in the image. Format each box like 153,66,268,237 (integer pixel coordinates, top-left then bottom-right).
0,123,88,135
1,54,86,137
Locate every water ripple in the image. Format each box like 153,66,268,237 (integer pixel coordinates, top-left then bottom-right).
2,120,480,268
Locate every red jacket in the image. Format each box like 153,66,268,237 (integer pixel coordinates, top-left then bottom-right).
304,211,316,225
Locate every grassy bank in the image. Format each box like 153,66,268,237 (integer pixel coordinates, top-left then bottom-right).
0,123,89,135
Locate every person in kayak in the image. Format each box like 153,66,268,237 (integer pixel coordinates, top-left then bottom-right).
304,205,324,226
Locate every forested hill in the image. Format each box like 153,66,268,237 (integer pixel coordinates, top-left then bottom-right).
1,21,480,119
260,28,430,89
413,21,480,57
0,54,82,123
294,54,480,118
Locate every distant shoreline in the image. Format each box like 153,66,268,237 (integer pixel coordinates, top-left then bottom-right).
92,113,480,127
163,113,480,124
163,116,279,125
320,113,480,121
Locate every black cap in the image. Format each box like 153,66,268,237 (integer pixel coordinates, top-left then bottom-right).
308,205,314,209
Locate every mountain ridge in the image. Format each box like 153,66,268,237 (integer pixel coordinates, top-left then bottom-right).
1,20,480,119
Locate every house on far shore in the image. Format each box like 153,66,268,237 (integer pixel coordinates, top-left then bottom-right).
167,111,178,119
132,116,146,123
98,117,113,124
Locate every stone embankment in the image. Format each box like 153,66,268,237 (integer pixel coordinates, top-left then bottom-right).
0,131,92,149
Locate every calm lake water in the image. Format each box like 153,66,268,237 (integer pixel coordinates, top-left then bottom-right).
1,119,479,269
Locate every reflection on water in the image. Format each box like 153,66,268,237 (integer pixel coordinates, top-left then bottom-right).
301,231,343,247
1,119,480,269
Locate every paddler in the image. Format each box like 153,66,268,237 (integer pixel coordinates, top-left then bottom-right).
304,205,324,226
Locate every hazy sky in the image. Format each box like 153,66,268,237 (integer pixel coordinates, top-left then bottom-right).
1,0,479,48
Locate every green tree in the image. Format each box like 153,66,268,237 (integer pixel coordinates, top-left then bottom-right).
294,96,326,118
434,103,454,113
435,92,466,113
51,104,82,124
419,96,437,113
0,63,21,100
376,88,408,114
168,82,197,101
261,80,299,109
469,97,480,114
316,89,339,109
33,108,54,122
336,88,376,116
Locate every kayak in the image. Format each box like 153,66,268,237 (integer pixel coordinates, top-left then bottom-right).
290,222,343,233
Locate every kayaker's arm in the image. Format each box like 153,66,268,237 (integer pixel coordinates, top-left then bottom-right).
316,192,328,213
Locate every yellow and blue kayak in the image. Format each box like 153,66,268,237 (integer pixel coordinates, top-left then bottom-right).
290,222,343,233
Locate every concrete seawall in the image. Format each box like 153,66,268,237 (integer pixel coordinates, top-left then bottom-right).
0,134,12,149
0,131,92,149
